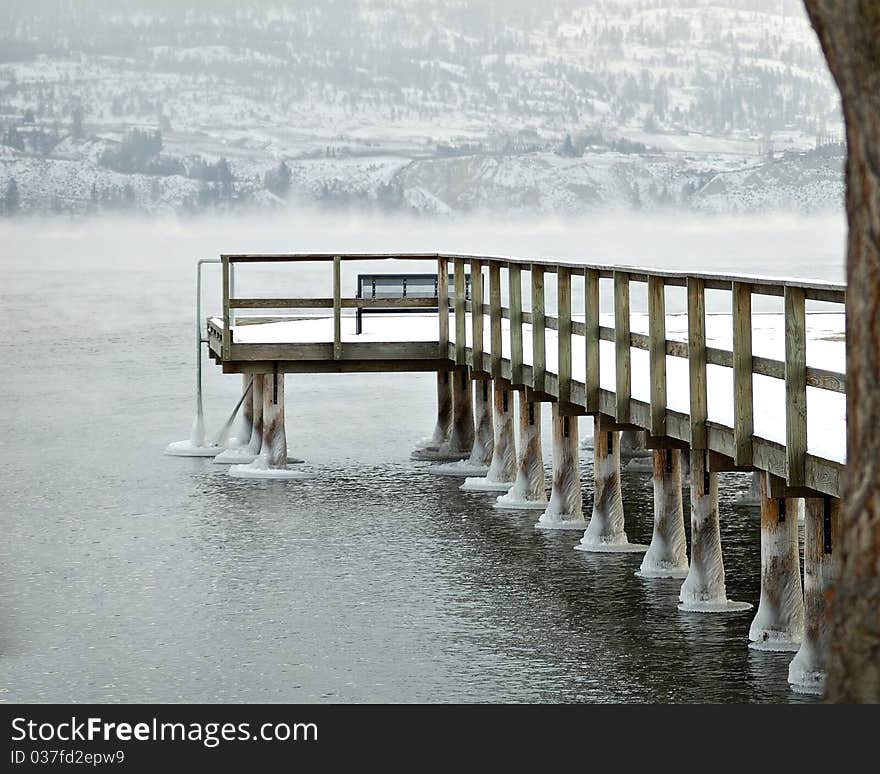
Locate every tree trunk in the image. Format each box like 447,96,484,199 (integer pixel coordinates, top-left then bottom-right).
802,0,880,702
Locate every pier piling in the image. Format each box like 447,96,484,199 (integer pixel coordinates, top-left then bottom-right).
495,394,546,509
461,380,517,491
637,448,689,576
679,451,752,612
577,419,647,552
536,404,586,530
748,484,805,650
787,497,840,693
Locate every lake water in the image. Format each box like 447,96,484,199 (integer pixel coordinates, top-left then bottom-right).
0,212,845,703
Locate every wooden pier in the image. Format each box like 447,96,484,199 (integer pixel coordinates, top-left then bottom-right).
207,253,846,498
193,252,847,692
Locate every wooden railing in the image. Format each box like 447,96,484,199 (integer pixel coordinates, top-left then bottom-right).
218,253,847,494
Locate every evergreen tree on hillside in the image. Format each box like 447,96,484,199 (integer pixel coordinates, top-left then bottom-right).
5,178,20,214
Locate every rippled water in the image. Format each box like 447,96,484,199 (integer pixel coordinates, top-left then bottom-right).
2,214,839,703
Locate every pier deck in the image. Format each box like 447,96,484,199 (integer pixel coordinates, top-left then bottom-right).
206,253,847,497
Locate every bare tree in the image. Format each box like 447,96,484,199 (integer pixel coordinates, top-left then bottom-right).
802,0,880,702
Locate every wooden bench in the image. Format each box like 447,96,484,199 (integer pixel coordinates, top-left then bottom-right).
356,273,470,334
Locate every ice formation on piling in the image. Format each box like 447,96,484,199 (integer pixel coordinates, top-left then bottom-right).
576,424,647,551
636,449,689,577
748,492,805,651
495,396,547,510
461,382,516,492
413,370,474,461
788,498,837,693
735,470,762,507
431,379,494,477
678,453,752,613
536,405,586,530
619,430,653,472
229,373,312,480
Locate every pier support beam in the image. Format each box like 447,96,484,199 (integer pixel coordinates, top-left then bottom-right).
239,373,254,445
620,429,652,471
637,449,689,577
213,375,261,464
736,470,762,507
577,421,647,552
246,373,265,456
430,378,494,476
412,367,470,461
495,395,546,509
447,366,475,457
678,451,752,612
461,381,516,492
536,404,586,530
748,486,805,650
229,373,312,480
411,371,454,458
788,497,840,693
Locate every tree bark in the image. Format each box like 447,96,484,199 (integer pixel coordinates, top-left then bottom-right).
802,0,880,702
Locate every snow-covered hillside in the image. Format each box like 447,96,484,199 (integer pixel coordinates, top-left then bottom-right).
0,0,845,217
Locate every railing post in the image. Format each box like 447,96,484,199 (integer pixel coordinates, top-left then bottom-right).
222,255,231,360
648,275,666,436
454,257,467,365
614,271,631,424
333,255,342,360
470,258,484,372
732,281,754,467
489,261,502,379
785,285,807,488
558,266,572,403
585,268,600,414
228,261,236,329
437,256,449,358
687,276,707,450
531,264,545,392
509,263,523,384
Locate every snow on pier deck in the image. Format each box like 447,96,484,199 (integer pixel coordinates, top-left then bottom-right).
206,253,848,497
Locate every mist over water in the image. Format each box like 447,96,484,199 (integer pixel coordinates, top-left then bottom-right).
0,209,842,702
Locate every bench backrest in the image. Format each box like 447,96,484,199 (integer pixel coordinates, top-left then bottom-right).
356,273,470,300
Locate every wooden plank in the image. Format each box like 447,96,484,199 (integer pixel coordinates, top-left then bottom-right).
351,297,439,309
557,267,572,403
454,257,467,365
752,355,786,379
437,256,449,358
687,276,707,449
614,271,631,423
630,331,650,350
226,358,452,375
228,341,441,362
222,255,231,359
333,255,342,360
470,259,484,373
785,286,807,488
509,264,523,384
531,264,545,391
708,450,754,473
647,274,666,435
230,298,334,309
585,268,600,413
805,366,846,393
489,260,502,378
732,281,754,466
